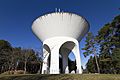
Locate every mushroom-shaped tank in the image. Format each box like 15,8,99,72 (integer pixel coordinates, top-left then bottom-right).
32,12,89,42
32,12,89,74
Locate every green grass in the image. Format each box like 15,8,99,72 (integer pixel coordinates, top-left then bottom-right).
0,74,120,80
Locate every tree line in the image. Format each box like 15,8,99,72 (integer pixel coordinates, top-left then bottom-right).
0,40,43,74
83,15,120,74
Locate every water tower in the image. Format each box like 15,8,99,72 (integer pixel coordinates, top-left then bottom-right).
32,12,89,74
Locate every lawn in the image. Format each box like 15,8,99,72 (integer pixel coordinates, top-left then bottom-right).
0,74,120,80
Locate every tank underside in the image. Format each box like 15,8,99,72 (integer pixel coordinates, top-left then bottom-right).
32,12,89,42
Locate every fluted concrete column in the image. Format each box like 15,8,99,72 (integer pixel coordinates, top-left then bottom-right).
72,42,82,74
42,48,50,74
50,45,60,74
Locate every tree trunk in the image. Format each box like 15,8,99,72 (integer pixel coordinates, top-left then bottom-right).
24,61,26,74
24,51,27,74
94,52,100,73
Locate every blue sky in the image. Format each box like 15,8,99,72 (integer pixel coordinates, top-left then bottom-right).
0,0,120,68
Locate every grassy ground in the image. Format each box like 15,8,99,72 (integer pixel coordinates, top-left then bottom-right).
0,74,120,80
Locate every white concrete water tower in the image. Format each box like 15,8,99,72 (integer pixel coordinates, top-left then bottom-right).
32,12,89,74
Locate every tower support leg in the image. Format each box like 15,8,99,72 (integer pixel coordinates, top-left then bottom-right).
72,42,82,74
50,45,60,74
42,53,49,74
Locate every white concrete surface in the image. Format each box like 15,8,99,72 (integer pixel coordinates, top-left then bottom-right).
32,12,89,41
32,12,89,74
41,37,82,74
